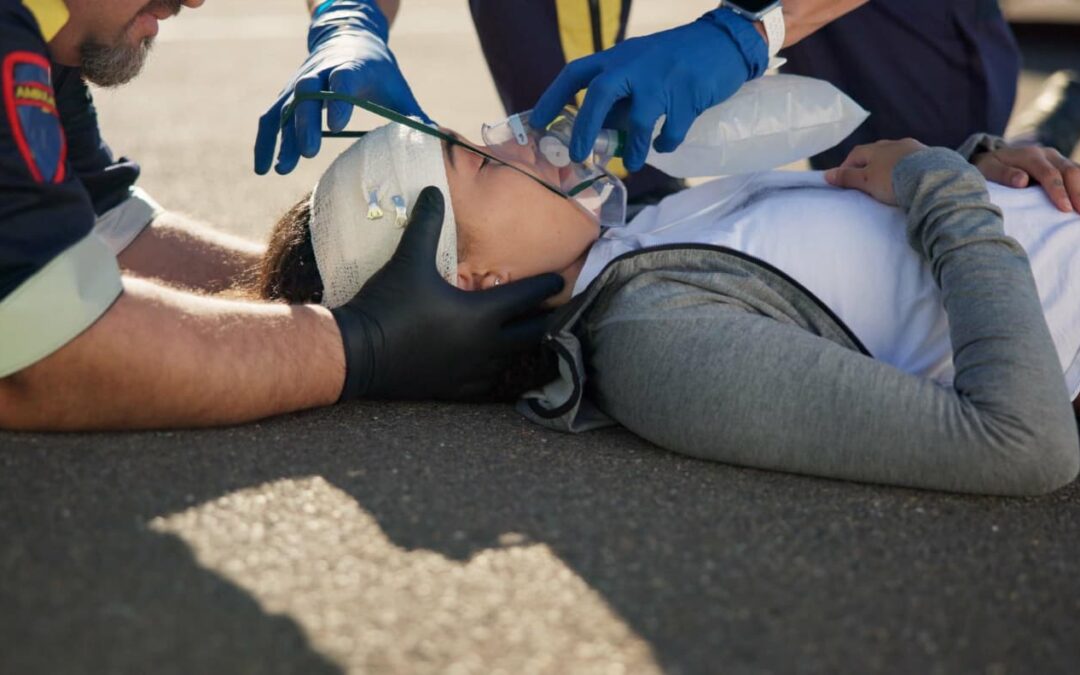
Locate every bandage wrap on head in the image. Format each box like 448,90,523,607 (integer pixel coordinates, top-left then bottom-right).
310,123,457,308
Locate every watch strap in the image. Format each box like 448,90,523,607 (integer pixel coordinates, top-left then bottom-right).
761,5,785,59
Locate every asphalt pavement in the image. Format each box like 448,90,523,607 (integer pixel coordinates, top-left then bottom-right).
2,2,1080,673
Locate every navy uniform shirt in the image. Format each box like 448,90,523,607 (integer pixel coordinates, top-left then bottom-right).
1,0,141,376
781,0,1021,169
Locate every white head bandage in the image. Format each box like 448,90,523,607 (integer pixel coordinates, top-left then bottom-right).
310,122,457,308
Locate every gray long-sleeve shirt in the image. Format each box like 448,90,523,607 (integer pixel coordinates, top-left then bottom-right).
520,148,1079,495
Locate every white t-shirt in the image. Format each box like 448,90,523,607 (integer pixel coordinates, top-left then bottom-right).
575,171,1080,398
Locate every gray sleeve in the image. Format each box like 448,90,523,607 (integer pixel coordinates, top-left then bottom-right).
955,133,1008,162
586,149,1079,495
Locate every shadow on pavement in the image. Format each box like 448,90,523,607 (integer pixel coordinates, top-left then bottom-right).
0,432,343,675
3,402,1079,674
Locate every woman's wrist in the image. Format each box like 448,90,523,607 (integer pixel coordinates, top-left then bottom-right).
955,132,1009,163
892,148,1017,273
892,147,987,211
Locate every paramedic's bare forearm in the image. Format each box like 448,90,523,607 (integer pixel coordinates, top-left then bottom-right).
0,278,344,431
751,0,867,46
306,0,399,22
119,211,264,293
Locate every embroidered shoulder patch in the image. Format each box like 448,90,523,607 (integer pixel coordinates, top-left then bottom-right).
3,51,66,183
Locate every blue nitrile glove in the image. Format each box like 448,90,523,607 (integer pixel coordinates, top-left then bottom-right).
255,0,429,175
531,8,768,173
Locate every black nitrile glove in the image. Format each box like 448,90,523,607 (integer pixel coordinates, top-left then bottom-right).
332,187,565,401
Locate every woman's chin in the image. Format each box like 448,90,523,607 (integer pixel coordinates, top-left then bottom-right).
542,284,573,309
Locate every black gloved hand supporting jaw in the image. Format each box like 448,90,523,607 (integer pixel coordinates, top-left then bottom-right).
322,186,562,402
331,305,379,402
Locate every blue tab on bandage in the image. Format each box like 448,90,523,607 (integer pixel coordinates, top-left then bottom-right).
312,0,338,18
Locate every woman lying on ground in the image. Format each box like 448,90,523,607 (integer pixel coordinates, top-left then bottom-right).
256,121,1080,496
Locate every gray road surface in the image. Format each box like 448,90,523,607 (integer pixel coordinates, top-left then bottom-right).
3,2,1080,674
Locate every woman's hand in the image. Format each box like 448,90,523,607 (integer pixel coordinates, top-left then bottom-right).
971,144,1080,213
825,139,927,205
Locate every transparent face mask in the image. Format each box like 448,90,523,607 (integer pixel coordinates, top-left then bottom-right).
481,107,627,229
283,93,628,229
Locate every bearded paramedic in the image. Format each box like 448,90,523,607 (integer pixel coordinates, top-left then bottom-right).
0,0,563,431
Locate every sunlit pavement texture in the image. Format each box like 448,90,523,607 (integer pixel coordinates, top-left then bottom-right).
3,2,1080,673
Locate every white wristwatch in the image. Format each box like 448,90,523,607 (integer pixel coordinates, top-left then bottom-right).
721,1,786,68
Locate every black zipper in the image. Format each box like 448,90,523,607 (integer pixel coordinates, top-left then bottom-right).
529,243,874,420
565,243,871,354
526,337,581,420
588,0,604,53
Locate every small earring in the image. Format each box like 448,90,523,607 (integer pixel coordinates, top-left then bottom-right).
492,278,502,287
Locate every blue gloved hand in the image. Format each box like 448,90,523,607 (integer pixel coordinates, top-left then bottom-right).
255,0,429,175
531,8,768,172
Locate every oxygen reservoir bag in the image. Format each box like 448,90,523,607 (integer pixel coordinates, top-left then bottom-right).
642,73,870,178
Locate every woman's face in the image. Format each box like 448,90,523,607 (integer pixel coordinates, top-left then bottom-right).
441,133,601,304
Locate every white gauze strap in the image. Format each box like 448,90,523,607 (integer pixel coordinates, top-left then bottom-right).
310,122,457,308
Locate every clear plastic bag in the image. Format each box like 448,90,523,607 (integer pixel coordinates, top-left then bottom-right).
644,74,870,178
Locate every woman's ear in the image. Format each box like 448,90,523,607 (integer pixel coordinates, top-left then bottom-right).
478,273,508,290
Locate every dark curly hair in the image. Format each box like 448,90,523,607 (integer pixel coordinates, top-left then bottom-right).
257,195,324,305
257,194,557,401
